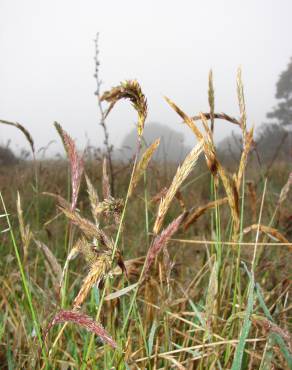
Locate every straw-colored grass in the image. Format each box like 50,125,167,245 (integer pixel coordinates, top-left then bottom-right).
0,74,291,370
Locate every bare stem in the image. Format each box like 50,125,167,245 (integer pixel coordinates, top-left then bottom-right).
94,32,115,196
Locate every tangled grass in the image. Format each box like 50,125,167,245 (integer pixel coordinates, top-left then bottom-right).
0,73,291,369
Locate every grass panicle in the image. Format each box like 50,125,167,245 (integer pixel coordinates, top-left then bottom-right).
1,71,291,369
153,141,203,234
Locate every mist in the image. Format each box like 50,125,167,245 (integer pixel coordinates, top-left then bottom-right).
0,0,291,157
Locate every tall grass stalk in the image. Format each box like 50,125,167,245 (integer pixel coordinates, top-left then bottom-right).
81,142,141,369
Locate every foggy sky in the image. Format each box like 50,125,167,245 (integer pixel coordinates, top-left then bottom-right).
0,0,291,157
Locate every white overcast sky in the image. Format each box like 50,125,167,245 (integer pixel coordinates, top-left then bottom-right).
0,0,291,156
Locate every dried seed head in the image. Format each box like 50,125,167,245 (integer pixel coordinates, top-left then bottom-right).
73,254,112,309
153,141,203,234
101,80,147,137
85,175,100,224
0,119,35,156
237,127,254,191
237,67,247,138
54,122,84,210
95,197,124,224
129,138,160,197
44,310,117,348
144,213,186,280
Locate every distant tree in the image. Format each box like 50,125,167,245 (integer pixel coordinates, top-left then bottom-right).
217,124,292,166
267,58,292,126
0,146,18,166
255,123,291,162
118,122,191,163
217,132,242,165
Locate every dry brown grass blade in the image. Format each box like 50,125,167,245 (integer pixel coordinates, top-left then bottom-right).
243,224,292,250
200,112,213,139
184,197,228,231
101,80,147,137
105,283,138,301
44,309,117,348
16,192,32,264
73,255,111,309
129,138,160,197
0,119,35,155
34,240,62,282
191,112,241,126
164,96,203,140
153,141,203,234
54,122,84,210
165,97,219,177
144,213,186,280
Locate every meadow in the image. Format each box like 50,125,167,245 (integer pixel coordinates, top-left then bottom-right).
0,73,291,369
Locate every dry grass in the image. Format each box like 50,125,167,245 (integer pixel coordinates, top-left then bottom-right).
0,74,291,370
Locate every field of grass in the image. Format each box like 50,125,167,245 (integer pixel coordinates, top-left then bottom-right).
0,75,291,369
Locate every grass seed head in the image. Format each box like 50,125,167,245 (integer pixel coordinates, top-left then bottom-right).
153,141,203,234
44,310,117,348
0,119,35,156
101,80,147,137
73,254,112,309
129,138,160,197
85,174,100,224
54,122,84,210
144,213,186,280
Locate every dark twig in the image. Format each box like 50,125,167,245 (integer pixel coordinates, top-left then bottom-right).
94,33,115,196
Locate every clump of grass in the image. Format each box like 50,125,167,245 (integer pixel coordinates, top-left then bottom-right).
0,72,291,370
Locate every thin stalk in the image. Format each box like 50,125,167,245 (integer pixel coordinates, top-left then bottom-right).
61,166,73,308
251,179,267,272
81,140,142,368
94,33,115,196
